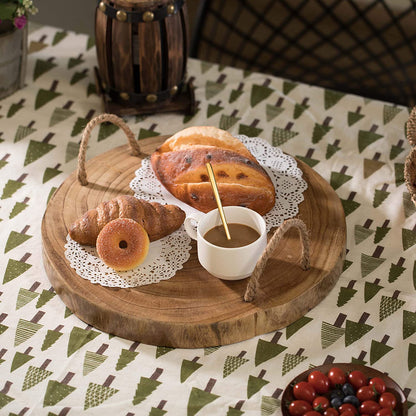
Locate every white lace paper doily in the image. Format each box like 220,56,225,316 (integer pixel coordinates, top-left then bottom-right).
65,229,191,288
65,135,307,288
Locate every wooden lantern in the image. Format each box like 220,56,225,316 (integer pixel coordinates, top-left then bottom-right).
94,0,195,116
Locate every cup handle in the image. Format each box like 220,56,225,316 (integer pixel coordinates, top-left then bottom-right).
184,212,205,240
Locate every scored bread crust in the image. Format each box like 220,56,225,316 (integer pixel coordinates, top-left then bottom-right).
151,126,276,215
158,126,257,162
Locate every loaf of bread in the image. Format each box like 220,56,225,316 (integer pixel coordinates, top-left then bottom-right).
151,126,275,215
69,195,185,246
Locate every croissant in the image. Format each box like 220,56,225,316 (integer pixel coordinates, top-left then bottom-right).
69,195,186,246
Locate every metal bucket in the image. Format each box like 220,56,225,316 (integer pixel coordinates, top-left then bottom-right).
0,26,27,100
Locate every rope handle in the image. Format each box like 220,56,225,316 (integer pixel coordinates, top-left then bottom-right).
405,107,416,206
407,106,416,147
77,113,141,185
244,218,310,302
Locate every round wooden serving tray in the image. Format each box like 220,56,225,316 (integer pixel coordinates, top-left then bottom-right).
42,135,346,348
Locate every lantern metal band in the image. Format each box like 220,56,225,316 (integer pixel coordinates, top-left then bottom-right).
97,0,184,23
104,79,185,105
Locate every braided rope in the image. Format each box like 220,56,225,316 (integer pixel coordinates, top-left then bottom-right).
407,107,416,147
405,107,416,206
77,113,141,186
244,218,310,302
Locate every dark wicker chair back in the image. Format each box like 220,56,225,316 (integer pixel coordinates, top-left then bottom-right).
190,0,416,106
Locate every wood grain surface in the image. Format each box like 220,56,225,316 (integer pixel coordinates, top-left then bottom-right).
41,136,346,348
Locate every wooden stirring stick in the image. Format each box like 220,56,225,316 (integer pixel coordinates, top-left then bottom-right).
206,162,231,240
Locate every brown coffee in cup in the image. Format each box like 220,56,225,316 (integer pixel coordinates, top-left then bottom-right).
184,206,267,279
204,223,260,248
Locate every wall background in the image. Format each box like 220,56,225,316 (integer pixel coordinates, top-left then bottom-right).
30,0,200,37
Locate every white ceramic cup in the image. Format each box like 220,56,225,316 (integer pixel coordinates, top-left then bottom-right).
184,206,267,280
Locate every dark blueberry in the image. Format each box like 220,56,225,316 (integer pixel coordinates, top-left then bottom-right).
342,383,355,397
190,193,199,200
185,156,192,164
245,159,252,165
206,154,212,160
330,397,343,410
330,389,344,400
343,395,360,408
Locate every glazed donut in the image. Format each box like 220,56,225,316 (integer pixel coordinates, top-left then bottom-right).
96,218,149,271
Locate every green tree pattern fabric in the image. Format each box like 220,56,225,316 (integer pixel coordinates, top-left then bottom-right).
22,365,53,391
132,371,163,406
84,381,119,410
0,24,415,415
43,379,76,407
115,348,139,371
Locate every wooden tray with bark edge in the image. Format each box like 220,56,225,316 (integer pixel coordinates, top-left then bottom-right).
41,128,346,348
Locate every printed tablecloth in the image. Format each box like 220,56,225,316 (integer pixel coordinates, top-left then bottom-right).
0,24,415,415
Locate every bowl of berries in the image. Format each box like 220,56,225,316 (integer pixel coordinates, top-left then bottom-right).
281,363,407,416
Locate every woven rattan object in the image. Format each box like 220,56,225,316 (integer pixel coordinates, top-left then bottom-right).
405,107,416,206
